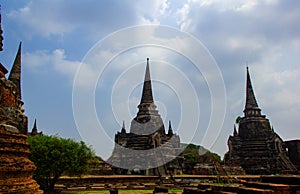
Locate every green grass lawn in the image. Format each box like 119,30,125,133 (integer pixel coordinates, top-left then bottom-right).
61,190,152,194
61,189,183,194
61,191,109,194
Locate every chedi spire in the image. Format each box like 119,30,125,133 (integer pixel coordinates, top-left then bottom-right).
0,7,4,51
243,67,261,117
140,58,154,103
31,119,38,135
8,42,22,100
121,121,126,133
168,120,173,136
137,58,158,117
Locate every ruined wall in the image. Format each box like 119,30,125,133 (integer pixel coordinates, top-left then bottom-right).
0,64,43,193
285,140,300,171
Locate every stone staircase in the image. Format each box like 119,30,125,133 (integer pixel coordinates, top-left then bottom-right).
214,161,227,176
278,152,298,173
238,138,298,174
240,139,269,154
126,135,152,150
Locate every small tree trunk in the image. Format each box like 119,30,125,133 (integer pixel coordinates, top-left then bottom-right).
46,176,50,191
49,174,61,192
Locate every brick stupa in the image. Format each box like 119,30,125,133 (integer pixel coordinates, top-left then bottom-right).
224,67,298,174
108,59,181,176
0,12,43,193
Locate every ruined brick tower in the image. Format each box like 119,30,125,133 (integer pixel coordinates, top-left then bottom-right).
108,59,181,176
224,67,298,174
0,12,43,193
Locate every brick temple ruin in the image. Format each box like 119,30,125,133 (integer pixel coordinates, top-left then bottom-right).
0,13,43,193
224,67,298,174
108,58,182,176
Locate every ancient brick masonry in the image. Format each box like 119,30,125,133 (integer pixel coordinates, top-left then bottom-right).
224,67,298,175
0,127,42,193
0,42,43,192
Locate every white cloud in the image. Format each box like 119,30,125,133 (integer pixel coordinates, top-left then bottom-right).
8,0,176,38
24,49,80,81
135,0,171,24
8,2,74,37
226,37,264,51
8,0,139,38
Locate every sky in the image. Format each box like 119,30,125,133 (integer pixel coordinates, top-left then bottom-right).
0,0,299,160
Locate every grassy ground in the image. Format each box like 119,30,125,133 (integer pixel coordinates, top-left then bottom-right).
61,189,183,194
61,190,152,194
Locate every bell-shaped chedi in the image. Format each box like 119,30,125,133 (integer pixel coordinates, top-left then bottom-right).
224,67,298,174
0,28,43,193
108,59,181,176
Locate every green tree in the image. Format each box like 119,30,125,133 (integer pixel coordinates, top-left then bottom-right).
27,135,95,192
235,116,242,124
180,143,221,163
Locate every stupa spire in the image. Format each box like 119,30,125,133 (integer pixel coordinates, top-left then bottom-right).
140,58,154,103
0,6,4,51
8,42,22,100
243,67,261,117
0,7,7,77
136,58,158,116
168,120,173,136
121,120,126,133
31,119,38,135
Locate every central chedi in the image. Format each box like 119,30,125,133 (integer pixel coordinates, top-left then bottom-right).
108,58,181,176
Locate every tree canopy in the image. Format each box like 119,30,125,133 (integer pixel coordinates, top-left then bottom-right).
27,135,95,192
180,143,221,163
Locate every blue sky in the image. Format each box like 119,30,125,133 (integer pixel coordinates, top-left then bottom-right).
1,0,300,159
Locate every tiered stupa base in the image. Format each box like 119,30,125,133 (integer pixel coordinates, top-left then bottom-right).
0,126,43,193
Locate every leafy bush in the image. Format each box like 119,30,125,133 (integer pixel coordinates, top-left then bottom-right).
180,143,221,163
27,135,95,192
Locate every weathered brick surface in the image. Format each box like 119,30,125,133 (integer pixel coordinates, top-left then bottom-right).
0,54,43,193
0,125,43,193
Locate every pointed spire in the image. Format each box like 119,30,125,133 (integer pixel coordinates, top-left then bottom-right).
233,124,237,136
243,67,261,117
140,58,154,104
31,119,38,135
168,120,173,136
0,63,7,77
8,42,22,99
0,6,7,77
121,120,126,133
0,6,4,51
136,58,158,117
